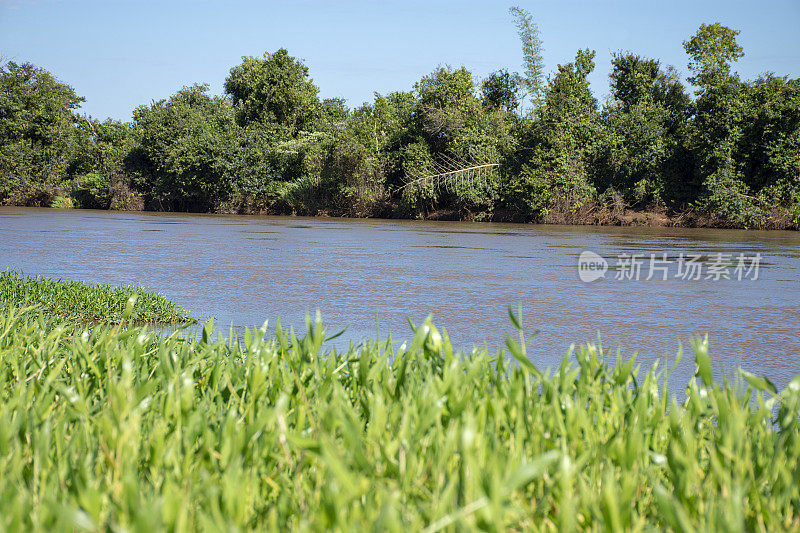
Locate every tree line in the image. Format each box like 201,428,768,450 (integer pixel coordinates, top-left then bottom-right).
1,14,798,229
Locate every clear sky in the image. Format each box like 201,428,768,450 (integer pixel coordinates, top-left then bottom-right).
2,0,799,121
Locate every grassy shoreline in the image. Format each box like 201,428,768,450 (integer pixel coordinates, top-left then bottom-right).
0,270,193,325
0,299,798,530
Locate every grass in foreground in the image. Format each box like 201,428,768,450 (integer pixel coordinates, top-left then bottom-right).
0,270,193,325
0,306,798,531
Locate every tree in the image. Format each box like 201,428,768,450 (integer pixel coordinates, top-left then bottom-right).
682,24,758,225
317,97,349,133
683,23,744,89
0,61,84,205
504,49,601,220
608,53,690,121
594,53,692,206
413,66,480,153
738,75,800,196
69,118,140,209
509,6,545,109
416,66,475,110
129,84,239,211
703,74,800,227
481,69,523,113
224,49,319,135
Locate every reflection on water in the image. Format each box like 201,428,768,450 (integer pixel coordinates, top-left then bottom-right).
1,207,799,388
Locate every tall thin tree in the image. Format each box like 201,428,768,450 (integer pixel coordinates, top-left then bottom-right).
509,6,545,110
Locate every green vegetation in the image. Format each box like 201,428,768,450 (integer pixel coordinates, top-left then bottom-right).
1,12,799,228
0,270,192,325
0,305,797,530
509,6,545,109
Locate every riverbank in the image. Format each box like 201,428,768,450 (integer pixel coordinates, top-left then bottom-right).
0,303,798,530
136,200,800,231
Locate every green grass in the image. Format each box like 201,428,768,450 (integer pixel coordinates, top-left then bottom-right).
0,270,193,325
0,305,798,531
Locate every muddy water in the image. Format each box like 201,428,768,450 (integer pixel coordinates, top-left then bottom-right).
2,207,799,388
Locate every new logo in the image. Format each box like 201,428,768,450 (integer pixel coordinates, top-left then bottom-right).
578,251,608,282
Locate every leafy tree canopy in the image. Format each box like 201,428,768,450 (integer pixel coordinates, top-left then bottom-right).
683,23,744,88
224,49,320,135
0,60,84,204
481,69,523,113
130,84,238,211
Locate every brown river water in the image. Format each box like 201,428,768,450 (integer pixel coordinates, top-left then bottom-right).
1,207,799,388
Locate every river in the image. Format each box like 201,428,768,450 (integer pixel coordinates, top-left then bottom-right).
1,207,799,388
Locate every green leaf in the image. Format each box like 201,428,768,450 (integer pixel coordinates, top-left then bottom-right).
505,450,560,490
508,305,522,331
505,334,539,375
123,294,138,320
740,369,777,395
653,484,694,533
692,334,713,387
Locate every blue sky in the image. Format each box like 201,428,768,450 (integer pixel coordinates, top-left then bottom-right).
2,0,799,121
